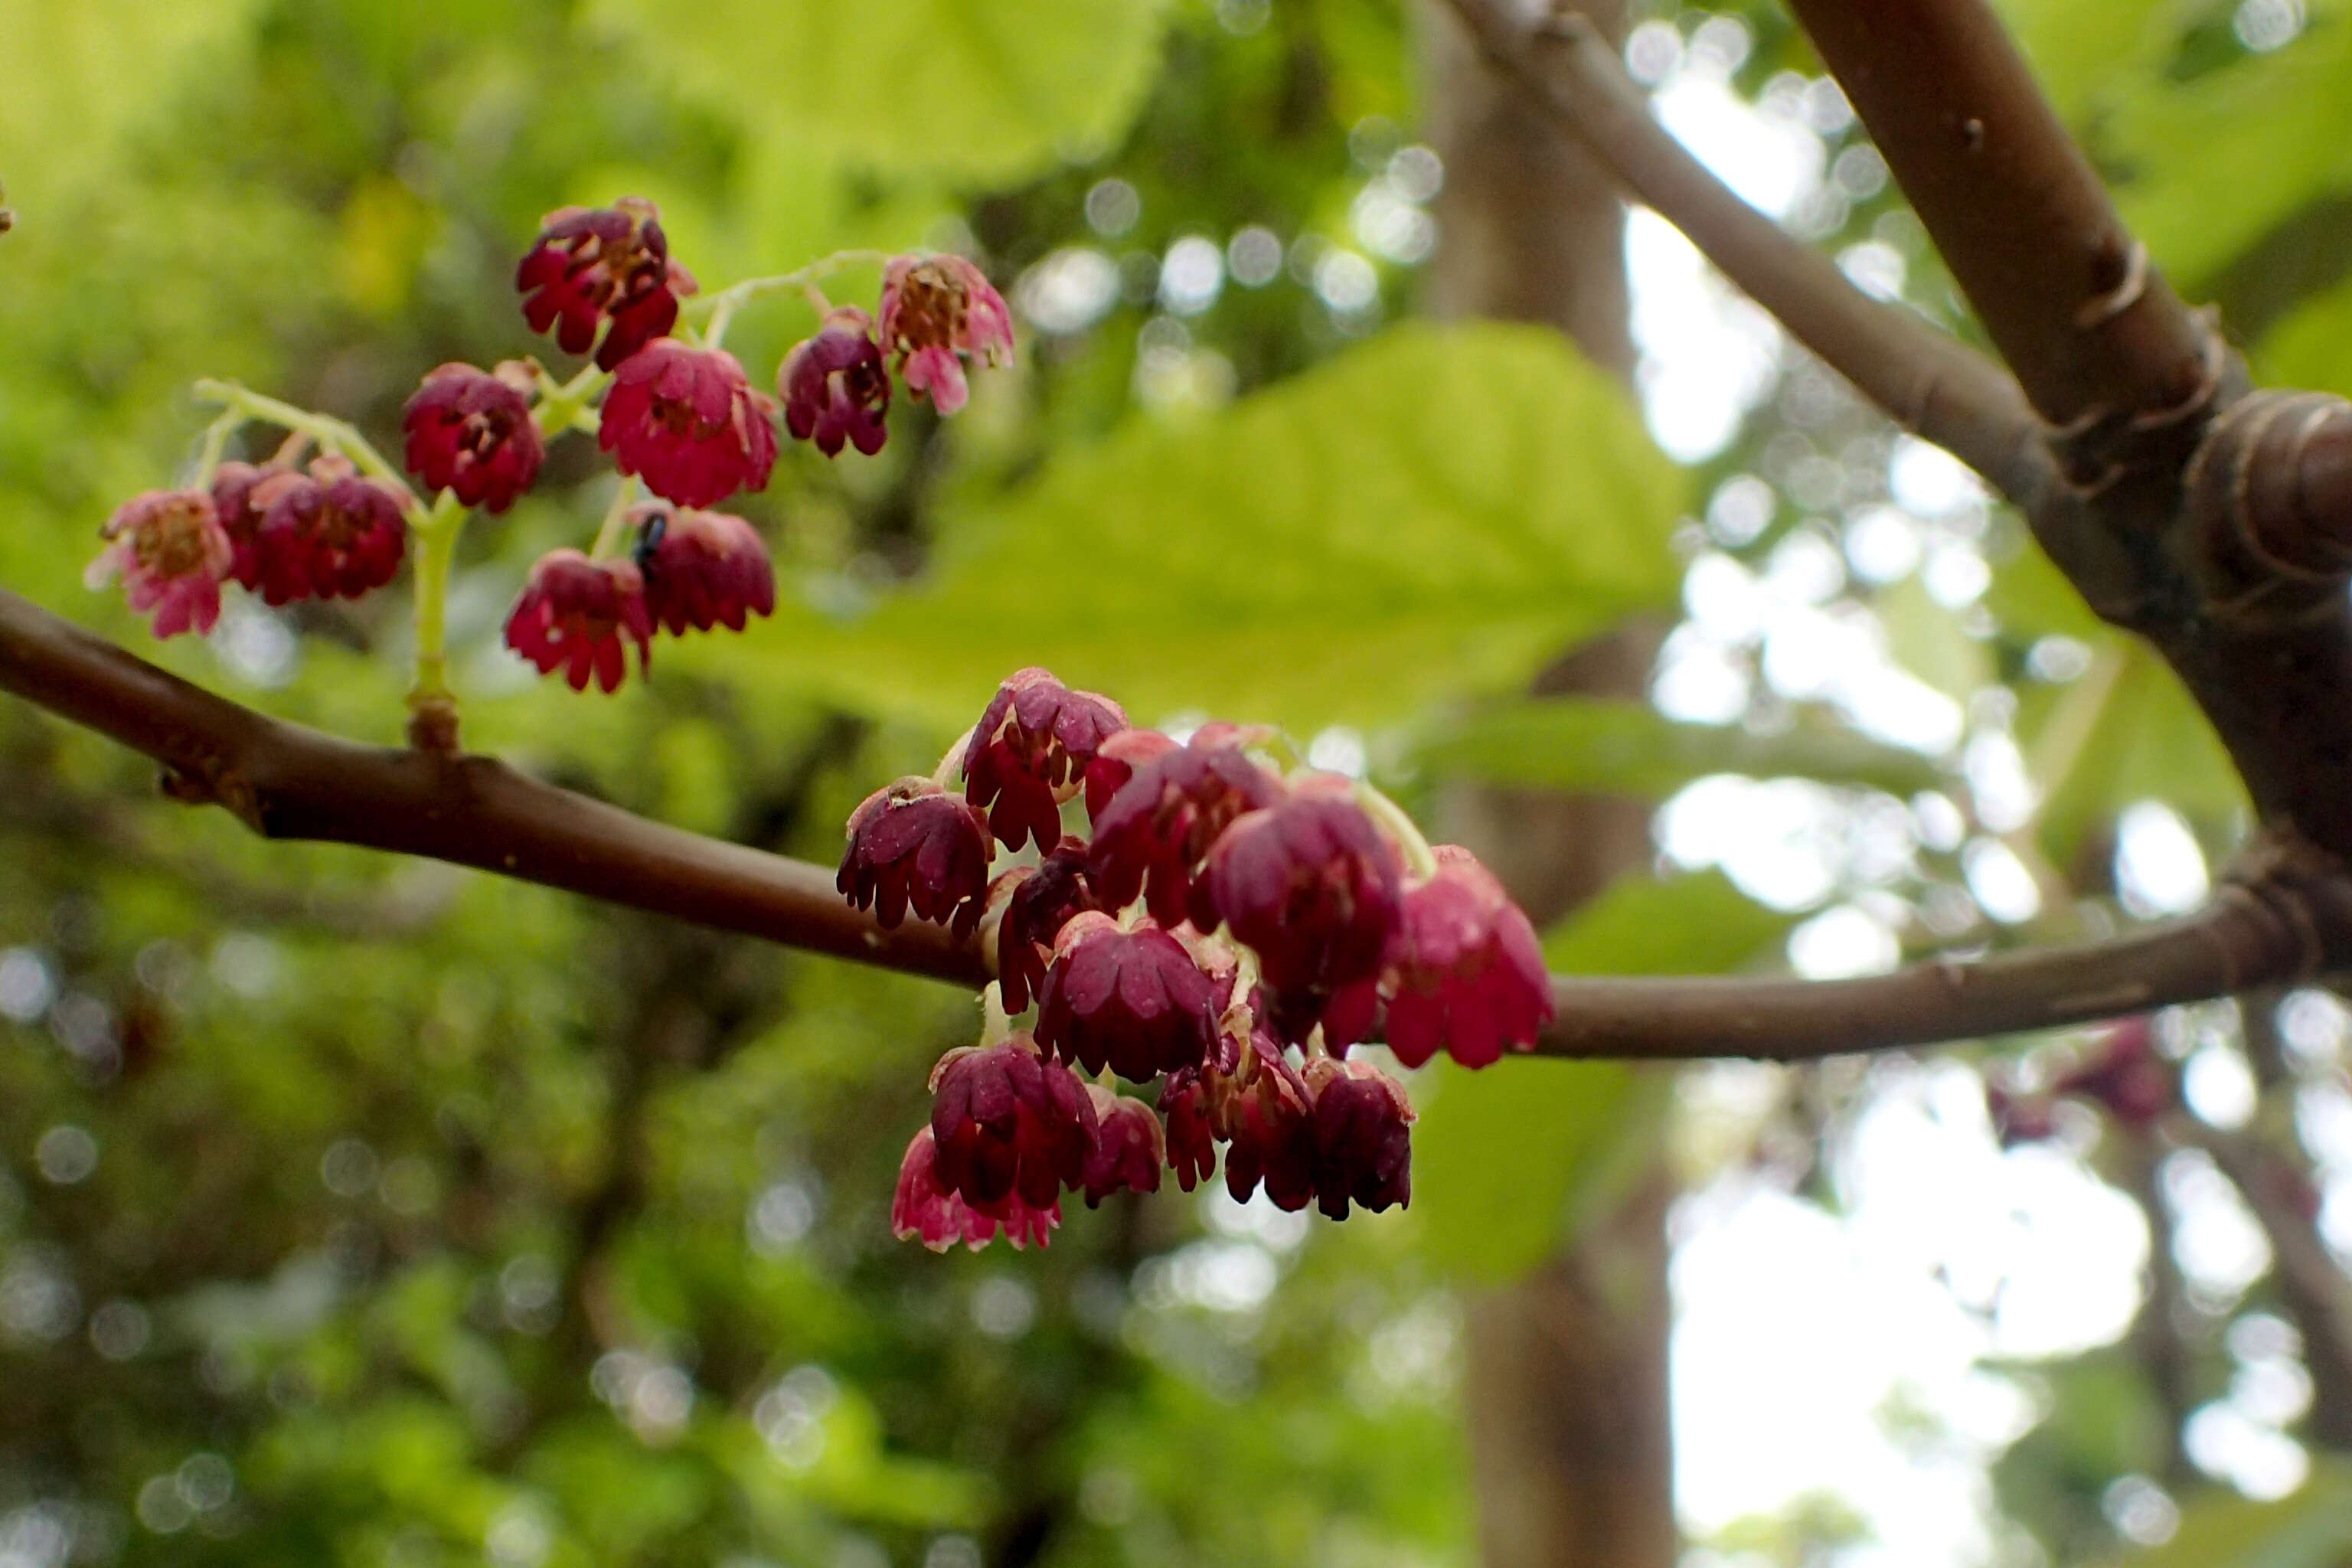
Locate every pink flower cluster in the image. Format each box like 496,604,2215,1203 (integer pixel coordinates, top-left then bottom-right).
844,668,1557,1252
1984,1016,2174,1146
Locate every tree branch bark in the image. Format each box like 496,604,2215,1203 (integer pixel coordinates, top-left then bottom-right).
1438,0,2055,508
8,587,2341,1063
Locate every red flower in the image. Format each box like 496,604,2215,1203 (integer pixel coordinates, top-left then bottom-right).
835,777,995,938
1081,1086,1165,1207
503,549,653,693
85,488,233,639
879,253,1014,416
892,1128,1058,1252
1983,1080,2059,1148
630,503,775,635
402,361,544,513
991,837,1101,1014
1304,1057,1413,1219
780,306,890,457
2053,1018,2171,1128
1083,727,1176,819
249,456,411,605
1088,734,1282,928
1197,777,1402,1033
1381,845,1554,1069
516,198,695,371
962,667,1129,854
1223,1049,1317,1212
1161,1068,1220,1192
209,460,283,588
598,341,779,510
928,1039,1098,1213
1034,912,1220,1083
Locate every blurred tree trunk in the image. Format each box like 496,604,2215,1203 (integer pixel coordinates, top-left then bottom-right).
1422,5,1679,1566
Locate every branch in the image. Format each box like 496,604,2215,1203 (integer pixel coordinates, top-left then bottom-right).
1782,0,2214,432
1437,0,2054,507
7,588,2342,1063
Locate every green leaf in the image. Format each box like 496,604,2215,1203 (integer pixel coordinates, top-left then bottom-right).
1995,0,2178,124
1411,870,1792,1284
2105,14,2352,286
2026,637,2247,867
1412,697,1947,800
2088,1463,2352,1568
2255,269,2352,402
1880,574,1993,702
747,322,1684,735
586,0,1173,186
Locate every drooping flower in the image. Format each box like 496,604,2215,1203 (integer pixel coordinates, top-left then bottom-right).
991,837,1101,1014
1161,1068,1220,1192
928,1038,1098,1213
1197,776,1402,1036
209,460,283,588
2052,1018,2171,1128
1088,734,1282,929
1034,912,1220,1083
1081,1086,1166,1207
502,548,653,694
598,340,779,510
962,668,1129,854
1223,1048,1317,1212
893,1127,1059,1252
629,503,775,635
1083,727,1176,819
1303,1056,1413,1219
515,198,696,371
84,488,234,639
779,306,891,457
1381,845,1554,1069
249,456,411,605
836,778,995,938
401,361,544,513
877,253,1014,416
1983,1079,2059,1148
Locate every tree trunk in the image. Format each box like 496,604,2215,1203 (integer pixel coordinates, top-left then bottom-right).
1422,5,1678,1565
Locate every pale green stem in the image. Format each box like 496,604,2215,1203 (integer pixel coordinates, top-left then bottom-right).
190,407,244,489
589,477,637,560
407,492,467,706
979,984,1015,1047
931,726,977,791
531,363,610,441
1354,779,1441,880
191,379,422,521
677,248,893,331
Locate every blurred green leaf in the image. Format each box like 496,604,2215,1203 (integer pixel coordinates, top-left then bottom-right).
2027,637,2246,867
1412,697,1947,799
754,322,1684,734
587,0,1173,186
1996,0,2177,122
2089,1462,2352,1568
1881,573,1992,702
2256,268,2352,401
1412,870,1792,1283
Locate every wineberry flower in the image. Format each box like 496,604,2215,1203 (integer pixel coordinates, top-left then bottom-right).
1223,1048,1317,1212
402,361,544,513
1983,1080,2059,1148
962,667,1129,854
1089,734,1282,928
85,488,233,639
780,306,891,457
878,253,1014,416
1197,777,1401,1034
1080,1086,1165,1207
1303,1056,1413,1219
2052,1018,2171,1127
502,549,653,694
209,460,283,588
516,198,695,371
991,837,1101,1014
928,1038,1098,1213
836,777,995,938
1381,845,1554,1069
598,340,779,510
1161,1068,1220,1192
1034,912,1220,1083
250,456,410,605
893,1128,1058,1253
629,503,775,635
1083,727,1176,819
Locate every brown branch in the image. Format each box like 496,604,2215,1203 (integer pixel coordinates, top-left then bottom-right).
1782,0,2213,433
8,587,2343,1063
1436,0,2054,508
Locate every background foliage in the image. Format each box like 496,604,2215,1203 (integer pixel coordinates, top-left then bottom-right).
5,0,2352,1563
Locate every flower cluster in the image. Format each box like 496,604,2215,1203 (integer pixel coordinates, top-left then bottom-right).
844,668,1555,1252
90,198,1011,718
1984,1016,2173,1147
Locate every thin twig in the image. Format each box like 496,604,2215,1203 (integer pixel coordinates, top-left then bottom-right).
3,588,2330,1062
1437,0,2055,508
